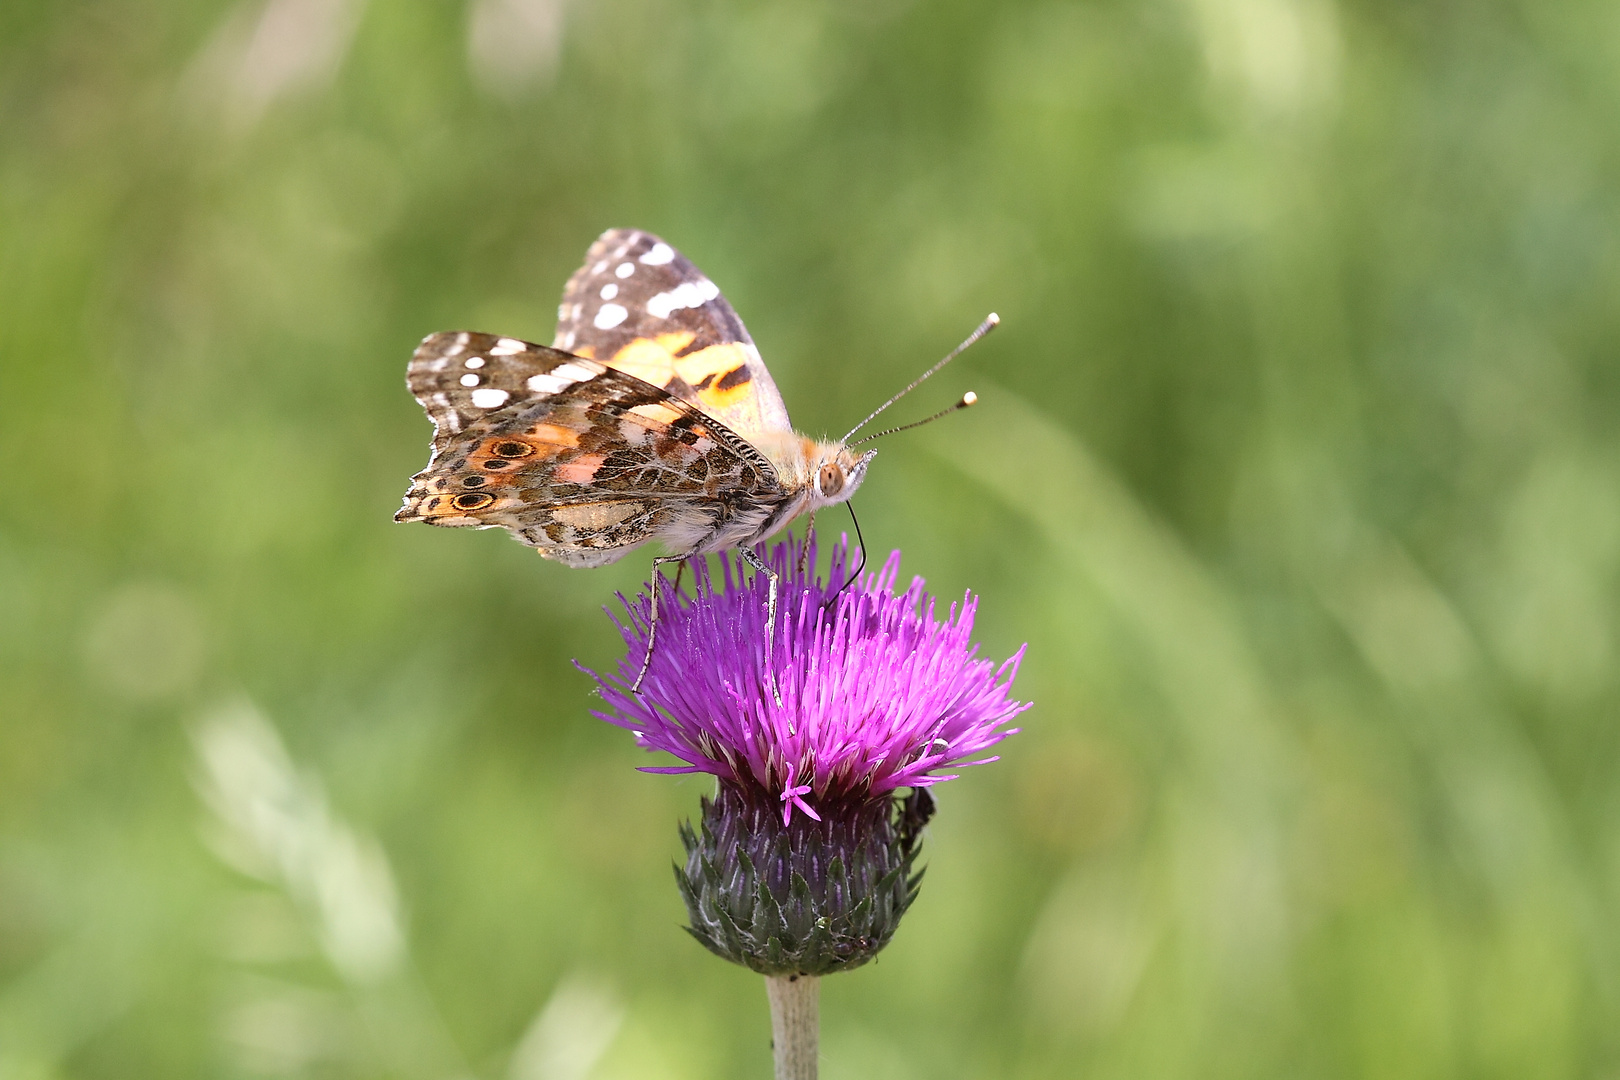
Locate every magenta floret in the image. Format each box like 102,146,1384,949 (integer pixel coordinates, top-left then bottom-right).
583,538,1028,823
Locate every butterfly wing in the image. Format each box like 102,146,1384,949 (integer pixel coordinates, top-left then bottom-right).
553,228,794,441
397,332,781,566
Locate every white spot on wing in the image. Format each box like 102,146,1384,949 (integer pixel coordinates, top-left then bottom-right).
594,303,628,329
614,262,634,278
628,402,683,423
599,283,618,300
617,418,650,446
460,373,481,386
470,387,510,408
558,303,569,321
640,242,675,265
527,373,570,394
646,278,720,320
592,260,608,274
559,331,576,350
491,337,525,355
455,332,471,347
553,361,598,381
464,356,485,368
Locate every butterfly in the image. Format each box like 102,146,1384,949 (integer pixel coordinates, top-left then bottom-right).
397,228,992,692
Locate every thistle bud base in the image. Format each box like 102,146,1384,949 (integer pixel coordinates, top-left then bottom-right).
675,784,934,976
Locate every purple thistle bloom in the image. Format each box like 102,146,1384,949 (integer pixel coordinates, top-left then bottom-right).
584,537,1028,824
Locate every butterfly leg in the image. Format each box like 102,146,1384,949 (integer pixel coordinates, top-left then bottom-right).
797,512,816,577
736,545,783,707
632,554,688,694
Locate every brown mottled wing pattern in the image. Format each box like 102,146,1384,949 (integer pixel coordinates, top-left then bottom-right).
553,228,794,440
397,331,781,567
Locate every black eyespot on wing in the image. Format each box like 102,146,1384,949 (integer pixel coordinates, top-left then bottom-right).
453,492,495,510
494,441,533,458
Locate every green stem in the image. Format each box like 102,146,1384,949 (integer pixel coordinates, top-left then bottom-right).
765,974,819,1080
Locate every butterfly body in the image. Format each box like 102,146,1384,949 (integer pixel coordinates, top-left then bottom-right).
396,229,875,568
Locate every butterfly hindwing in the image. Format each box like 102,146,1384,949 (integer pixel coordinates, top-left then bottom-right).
553,228,793,440
398,331,780,564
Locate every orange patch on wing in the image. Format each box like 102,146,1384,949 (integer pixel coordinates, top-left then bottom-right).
554,452,607,485
674,343,756,415
416,493,491,521
526,423,582,447
573,344,597,359
474,424,580,466
466,469,521,489
608,331,698,388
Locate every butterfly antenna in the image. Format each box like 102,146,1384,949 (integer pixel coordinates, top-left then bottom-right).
850,392,977,446
828,501,869,607
841,313,999,443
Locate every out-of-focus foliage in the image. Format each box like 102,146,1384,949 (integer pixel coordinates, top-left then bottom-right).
3,0,1618,1076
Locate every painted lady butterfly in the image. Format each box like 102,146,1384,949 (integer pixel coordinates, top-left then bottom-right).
397,228,991,689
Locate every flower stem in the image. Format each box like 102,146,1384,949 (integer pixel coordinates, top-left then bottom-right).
765,974,819,1080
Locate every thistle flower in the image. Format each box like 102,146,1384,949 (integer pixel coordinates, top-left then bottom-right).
583,537,1027,973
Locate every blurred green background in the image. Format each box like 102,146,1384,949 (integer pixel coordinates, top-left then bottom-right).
4,0,1619,1077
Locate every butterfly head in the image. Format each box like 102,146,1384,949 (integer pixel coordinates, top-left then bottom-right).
808,444,877,510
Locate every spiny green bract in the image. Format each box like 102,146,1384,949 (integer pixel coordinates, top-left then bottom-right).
675,784,934,976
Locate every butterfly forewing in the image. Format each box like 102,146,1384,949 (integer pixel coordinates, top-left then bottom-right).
553,229,793,439
398,330,780,565
404,331,599,449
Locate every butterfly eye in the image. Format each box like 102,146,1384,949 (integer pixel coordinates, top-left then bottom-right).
818,463,844,498
492,441,533,458
453,492,495,510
